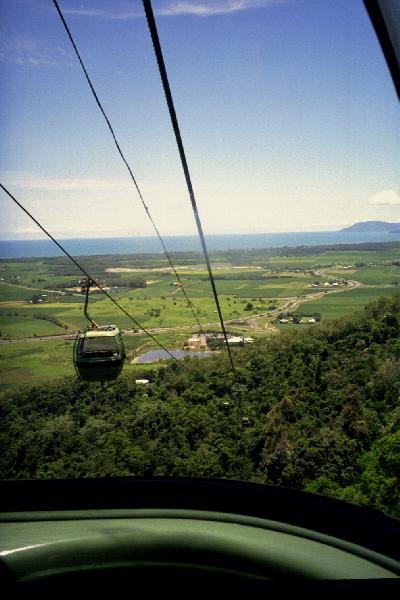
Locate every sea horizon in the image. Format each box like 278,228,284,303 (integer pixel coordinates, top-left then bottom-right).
2,230,400,259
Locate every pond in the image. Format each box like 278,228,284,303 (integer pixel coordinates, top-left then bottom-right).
135,349,214,364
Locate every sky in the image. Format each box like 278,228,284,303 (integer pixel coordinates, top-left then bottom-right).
0,0,399,240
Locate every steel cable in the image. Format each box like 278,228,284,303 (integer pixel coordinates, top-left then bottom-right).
142,0,237,380
52,0,204,335
0,182,182,364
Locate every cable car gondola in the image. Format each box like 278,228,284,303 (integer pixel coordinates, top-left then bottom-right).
73,278,126,382
74,325,125,382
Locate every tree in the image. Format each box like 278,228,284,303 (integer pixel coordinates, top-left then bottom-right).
340,431,400,517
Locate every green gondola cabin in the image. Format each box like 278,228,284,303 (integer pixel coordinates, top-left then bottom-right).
74,325,126,382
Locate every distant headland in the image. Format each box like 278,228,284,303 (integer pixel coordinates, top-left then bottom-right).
341,221,400,233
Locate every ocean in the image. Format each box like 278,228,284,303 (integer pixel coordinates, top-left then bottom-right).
1,231,400,259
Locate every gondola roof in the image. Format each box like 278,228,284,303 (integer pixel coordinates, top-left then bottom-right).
81,327,120,339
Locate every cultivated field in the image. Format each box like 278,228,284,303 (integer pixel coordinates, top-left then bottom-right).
1,244,400,390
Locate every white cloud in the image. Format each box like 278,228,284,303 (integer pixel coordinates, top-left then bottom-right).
62,0,282,20
368,190,400,205
14,227,40,235
61,6,142,20
158,0,277,17
7,174,131,194
0,35,72,67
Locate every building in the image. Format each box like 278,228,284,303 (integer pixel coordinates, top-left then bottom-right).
227,336,244,346
184,334,207,349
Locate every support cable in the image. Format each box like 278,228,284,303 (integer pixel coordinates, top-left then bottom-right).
0,183,181,364
142,0,237,380
52,0,204,334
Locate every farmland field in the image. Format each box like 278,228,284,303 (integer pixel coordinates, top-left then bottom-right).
0,282,52,301
0,315,66,338
295,286,400,319
2,242,400,390
0,330,196,392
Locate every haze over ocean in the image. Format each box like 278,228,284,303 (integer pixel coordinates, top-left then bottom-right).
2,231,400,259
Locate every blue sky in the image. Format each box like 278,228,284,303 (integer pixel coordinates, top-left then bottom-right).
1,0,399,239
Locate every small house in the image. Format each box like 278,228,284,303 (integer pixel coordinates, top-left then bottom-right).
185,334,207,349
227,336,244,346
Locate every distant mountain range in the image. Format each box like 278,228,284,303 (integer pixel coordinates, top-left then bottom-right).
341,221,400,233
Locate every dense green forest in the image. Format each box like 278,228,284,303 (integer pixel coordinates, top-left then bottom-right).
1,295,399,518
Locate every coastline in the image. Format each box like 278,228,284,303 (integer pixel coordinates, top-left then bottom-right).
2,231,400,259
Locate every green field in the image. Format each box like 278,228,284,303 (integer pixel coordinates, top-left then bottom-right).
343,266,400,285
2,244,400,391
0,282,52,301
0,330,196,392
257,249,400,270
0,292,283,331
0,340,76,392
295,286,400,319
0,315,66,338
